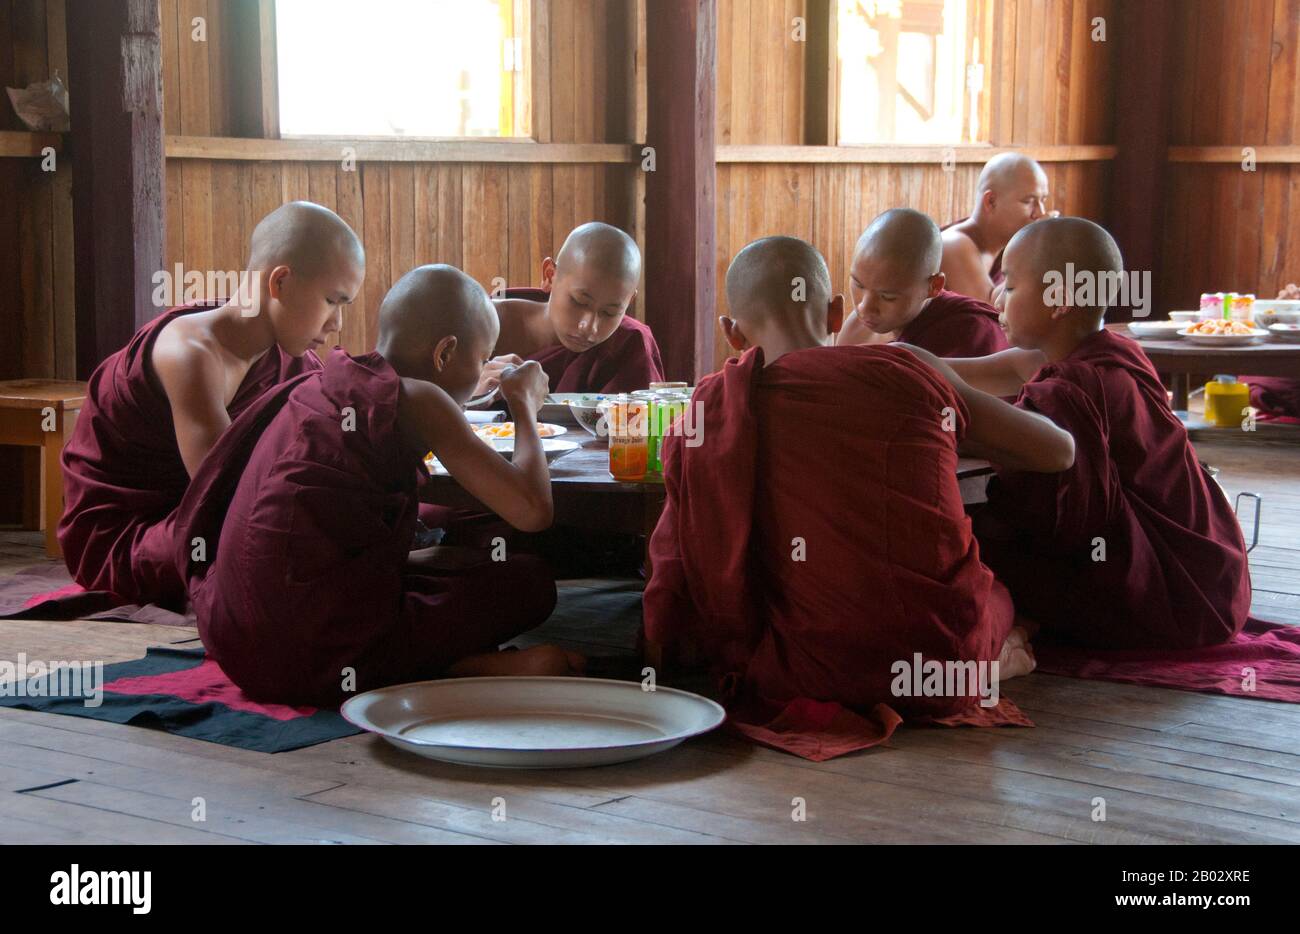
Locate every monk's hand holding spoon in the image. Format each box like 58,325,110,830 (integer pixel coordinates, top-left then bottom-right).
474,354,526,398
498,360,550,420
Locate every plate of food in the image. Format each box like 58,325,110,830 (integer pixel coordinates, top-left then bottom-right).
1268,322,1300,343
340,676,726,769
1128,320,1186,340
1178,319,1266,345
426,437,581,473
474,422,567,440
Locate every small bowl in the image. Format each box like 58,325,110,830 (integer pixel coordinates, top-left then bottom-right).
1169,310,1199,323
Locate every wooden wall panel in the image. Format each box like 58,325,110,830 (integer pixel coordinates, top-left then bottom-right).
161,159,634,354
1160,0,1300,313
0,0,73,382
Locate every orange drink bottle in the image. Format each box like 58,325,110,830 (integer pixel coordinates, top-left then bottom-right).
608,396,649,481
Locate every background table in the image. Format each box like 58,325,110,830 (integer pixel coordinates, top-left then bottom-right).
1113,323,1300,409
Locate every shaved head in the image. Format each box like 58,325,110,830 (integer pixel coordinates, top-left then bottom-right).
247,201,364,279
555,221,641,285
855,208,942,279
376,264,496,365
1008,216,1123,314
977,152,1048,198
726,236,832,323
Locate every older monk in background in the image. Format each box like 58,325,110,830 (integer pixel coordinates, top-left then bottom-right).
941,153,1055,303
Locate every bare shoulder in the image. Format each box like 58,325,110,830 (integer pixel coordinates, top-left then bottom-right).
150,313,222,386
941,225,979,258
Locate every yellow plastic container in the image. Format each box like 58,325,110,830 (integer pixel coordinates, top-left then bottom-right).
1204,375,1250,427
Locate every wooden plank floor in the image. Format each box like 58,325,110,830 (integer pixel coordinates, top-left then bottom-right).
1,438,1297,844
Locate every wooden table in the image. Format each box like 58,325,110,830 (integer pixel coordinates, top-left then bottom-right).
1114,323,1300,409
422,429,996,540
0,380,86,557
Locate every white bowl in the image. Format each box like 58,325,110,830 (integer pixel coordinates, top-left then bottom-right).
1169,310,1199,323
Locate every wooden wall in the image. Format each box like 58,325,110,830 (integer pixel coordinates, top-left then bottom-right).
1161,0,1300,312
0,0,73,383
159,0,636,355
713,0,1116,366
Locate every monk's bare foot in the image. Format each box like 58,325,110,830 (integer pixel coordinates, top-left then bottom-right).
1013,613,1042,640
447,645,586,678
997,625,1037,680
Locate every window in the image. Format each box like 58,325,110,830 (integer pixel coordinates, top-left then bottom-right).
275,0,531,138
837,0,983,144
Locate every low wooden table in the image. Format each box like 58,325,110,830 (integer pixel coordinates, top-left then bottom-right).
1114,323,1300,409
422,430,996,542
0,380,87,557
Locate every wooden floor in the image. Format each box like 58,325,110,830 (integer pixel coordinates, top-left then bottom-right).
1,438,1298,844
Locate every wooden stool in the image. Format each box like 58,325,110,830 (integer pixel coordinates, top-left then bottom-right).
0,379,87,557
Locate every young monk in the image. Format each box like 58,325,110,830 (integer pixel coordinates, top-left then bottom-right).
476,221,664,396
58,201,364,608
946,217,1251,650
174,264,577,708
836,208,1009,357
644,236,1073,751
941,153,1054,303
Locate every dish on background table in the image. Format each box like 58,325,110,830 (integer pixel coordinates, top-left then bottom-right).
1268,322,1300,343
1178,320,1266,345
340,676,726,769
1128,320,1186,339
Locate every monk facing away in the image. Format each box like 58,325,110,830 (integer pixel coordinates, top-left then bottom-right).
174,264,577,708
644,236,1074,748
946,217,1252,650
941,153,1053,303
477,221,665,396
59,201,364,608
836,208,1009,357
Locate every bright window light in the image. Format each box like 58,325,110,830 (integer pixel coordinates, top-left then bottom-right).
275,0,529,138
838,0,979,144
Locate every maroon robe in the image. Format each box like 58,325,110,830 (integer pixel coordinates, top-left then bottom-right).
174,350,557,707
645,344,1017,758
978,328,1251,649
58,306,321,607
505,286,665,393
896,289,1010,357
1245,377,1300,421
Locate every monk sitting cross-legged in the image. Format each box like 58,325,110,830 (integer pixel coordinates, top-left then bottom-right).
58,201,364,608
476,221,664,397
174,264,578,708
644,236,1074,755
941,153,1054,303
945,217,1252,650
837,208,1009,357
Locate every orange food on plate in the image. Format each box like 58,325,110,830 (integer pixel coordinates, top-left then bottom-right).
1184,319,1259,336
475,422,559,439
